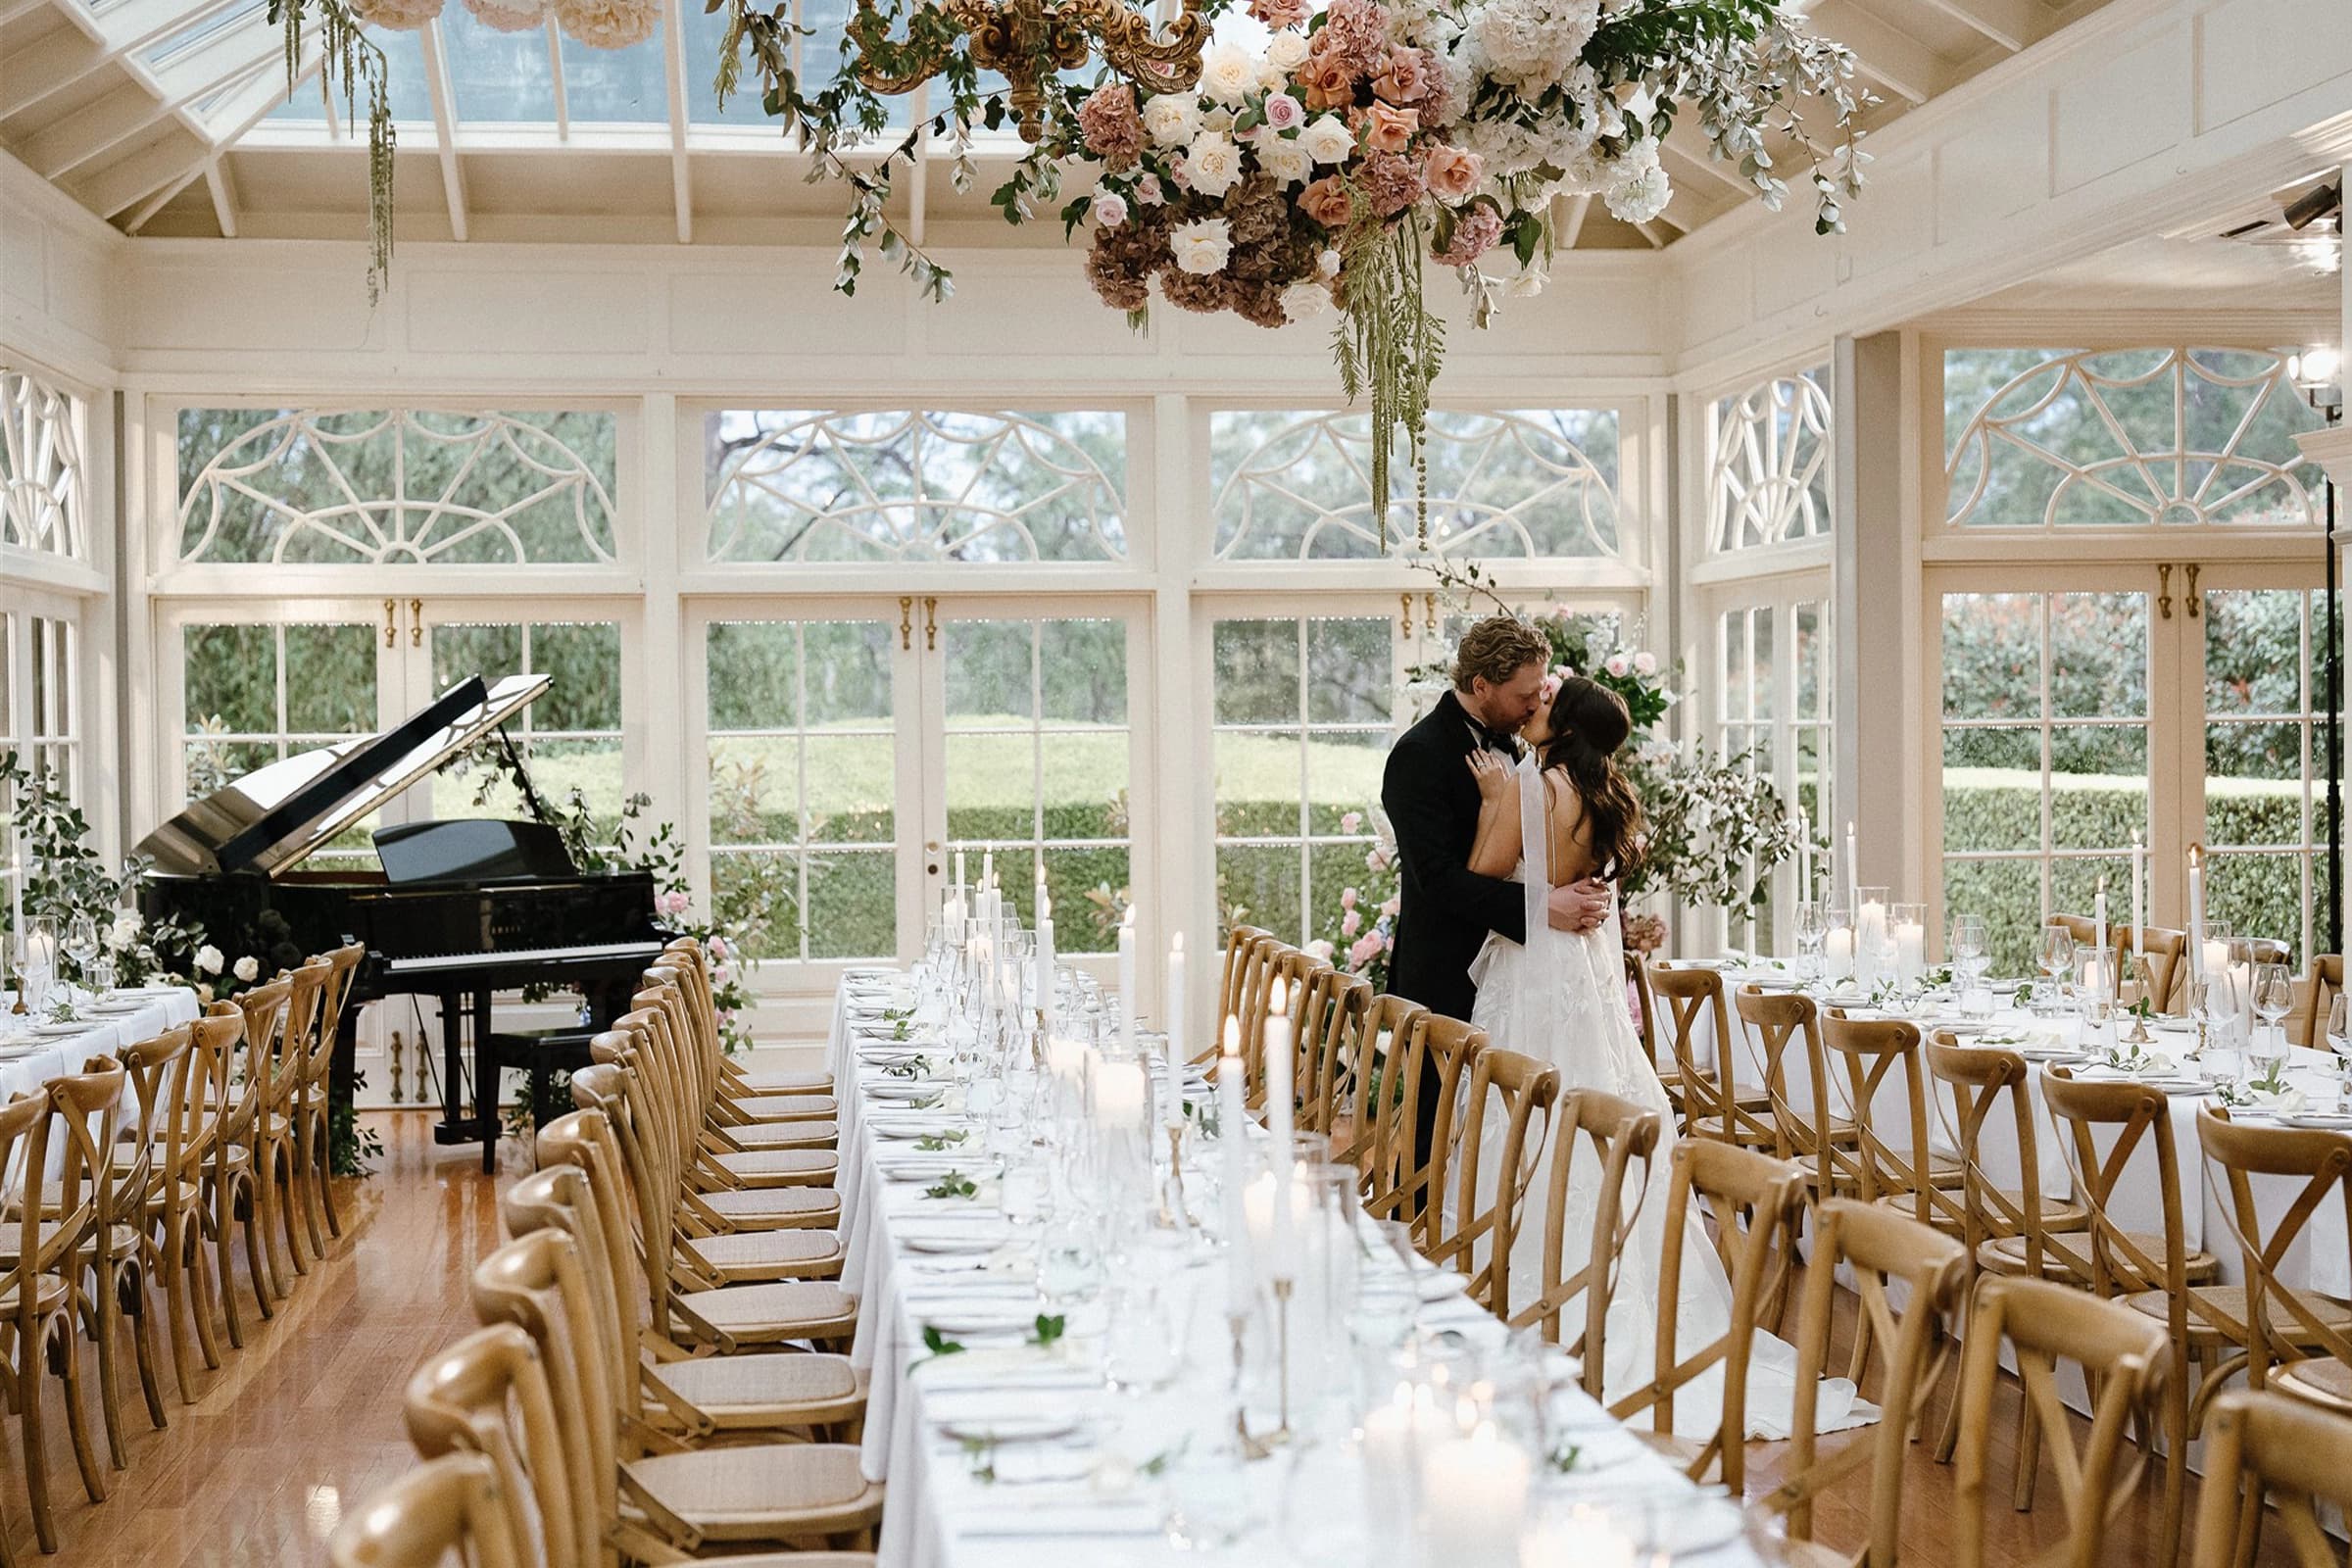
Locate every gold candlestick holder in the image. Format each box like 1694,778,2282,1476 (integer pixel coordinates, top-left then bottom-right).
1270,1276,1296,1446
2124,953,2159,1046
1159,1123,1190,1230
1227,1312,1275,1460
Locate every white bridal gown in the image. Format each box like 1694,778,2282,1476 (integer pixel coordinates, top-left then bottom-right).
1462,750,1876,1441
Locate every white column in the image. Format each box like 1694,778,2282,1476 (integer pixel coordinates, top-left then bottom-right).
1833,332,1910,909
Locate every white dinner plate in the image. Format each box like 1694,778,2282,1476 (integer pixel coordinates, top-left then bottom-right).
31,1021,87,1038
2282,1110,2352,1130
866,1081,946,1102
936,1412,1078,1444
901,1227,1014,1253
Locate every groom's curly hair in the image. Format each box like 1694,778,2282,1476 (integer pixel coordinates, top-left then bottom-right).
1451,615,1551,691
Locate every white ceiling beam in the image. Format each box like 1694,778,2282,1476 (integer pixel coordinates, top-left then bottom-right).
1911,0,2044,53
23,19,286,178
73,125,210,216
1809,0,1951,105
1661,125,1753,201
123,162,205,231
419,18,468,241
662,0,692,243
81,41,315,224
1558,193,1592,249
1634,218,1670,248
0,24,108,120
0,0,62,26
546,17,569,138
203,154,238,236
201,48,319,147
92,0,245,53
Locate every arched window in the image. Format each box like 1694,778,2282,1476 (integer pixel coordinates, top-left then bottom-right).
1709,366,1831,553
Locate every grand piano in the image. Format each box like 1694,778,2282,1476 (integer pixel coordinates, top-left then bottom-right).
136,673,666,1170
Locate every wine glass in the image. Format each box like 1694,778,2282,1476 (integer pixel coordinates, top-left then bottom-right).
2328,994,2351,1110
63,913,98,985
1949,914,1987,978
2251,962,2294,1080
2036,925,2075,986
1792,900,1827,983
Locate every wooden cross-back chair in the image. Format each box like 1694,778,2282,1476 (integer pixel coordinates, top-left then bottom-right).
1735,986,1861,1198
1210,925,1271,1063
2191,1389,2352,1568
1345,995,1430,1200
1231,934,1291,1093
264,959,332,1290
1303,973,1373,1144
1378,1015,1485,1249
204,977,285,1336
660,936,831,1099
404,1324,590,1568
1953,1275,2170,1568
1242,948,1322,1110
609,992,840,1210
1819,1012,1968,1239
327,1451,528,1568
1608,1138,1805,1494
2299,954,2344,1053
1767,1199,1967,1562
81,1027,187,1463
1646,962,1774,1148
1505,1087,1660,1399
2038,1066,2229,1563
151,1012,238,1400
1422,1046,1557,1319
294,941,367,1259
2196,1109,2352,1417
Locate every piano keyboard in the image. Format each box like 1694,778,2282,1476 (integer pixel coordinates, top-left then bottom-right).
384,940,669,975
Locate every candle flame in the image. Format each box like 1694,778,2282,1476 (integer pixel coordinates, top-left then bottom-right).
1268,977,1288,1011
1122,906,1137,928
1221,1014,1241,1056
1172,931,1184,954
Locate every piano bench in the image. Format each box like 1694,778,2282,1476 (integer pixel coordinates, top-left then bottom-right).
484,1026,602,1169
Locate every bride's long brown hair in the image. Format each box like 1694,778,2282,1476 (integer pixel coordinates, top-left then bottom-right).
1539,675,1645,883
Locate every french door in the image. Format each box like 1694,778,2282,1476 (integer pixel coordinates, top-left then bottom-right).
155,596,640,866
686,595,1152,992
1929,563,2338,972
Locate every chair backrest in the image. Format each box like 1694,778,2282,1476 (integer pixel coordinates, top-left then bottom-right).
1735,986,1846,1186
1430,1045,1557,1317
0,1091,54,1329
1647,962,1737,1141
1610,1138,1805,1493
1924,1035,2084,1283
497,1156,638,1448
1233,934,1291,1089
560,1059,682,1339
1821,1012,1955,1229
1298,968,1366,1138
1507,1086,1660,1397
215,974,293,1129
1404,1014,1486,1248
310,941,368,1089
1309,974,1376,1152
327,1451,526,1568
1773,1199,1967,1559
1954,1275,2169,1568
402,1323,583,1568
114,1024,194,1223
1625,949,1659,1074
40,1055,125,1274
1212,925,1271,1060
2190,1388,2352,1568
2299,954,2343,1053
2196,1107,2352,1391
471,1225,619,1534
1351,995,1431,1203
2038,1068,2197,1317
175,1012,243,1182
278,957,333,1106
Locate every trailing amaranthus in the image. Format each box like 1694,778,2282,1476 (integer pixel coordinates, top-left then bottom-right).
269,0,396,301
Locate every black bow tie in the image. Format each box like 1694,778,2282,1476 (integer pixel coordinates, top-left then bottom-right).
1470,718,1521,758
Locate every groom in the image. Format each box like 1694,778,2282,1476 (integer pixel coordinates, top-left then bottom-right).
1383,616,1612,1149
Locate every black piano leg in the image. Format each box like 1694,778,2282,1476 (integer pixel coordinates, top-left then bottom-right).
477,986,499,1173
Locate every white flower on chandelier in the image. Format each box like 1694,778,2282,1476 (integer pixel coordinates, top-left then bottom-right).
1171,218,1234,275
1507,268,1547,298
1258,137,1313,187
1470,0,1602,95
463,0,547,32
1143,94,1204,147
351,0,441,28
1604,139,1672,223
1300,115,1356,166
1184,131,1244,197
1091,191,1129,227
1200,42,1261,107
553,0,659,47
1265,29,1311,75
1280,280,1332,321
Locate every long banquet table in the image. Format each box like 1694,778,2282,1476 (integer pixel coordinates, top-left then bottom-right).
1672,958,2350,1299
826,970,1771,1568
0,985,203,1166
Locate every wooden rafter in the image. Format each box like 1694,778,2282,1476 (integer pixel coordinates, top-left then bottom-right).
420,18,469,241
23,16,287,178
1558,193,1592,248
204,154,238,236
546,17,570,139
1911,0,2044,53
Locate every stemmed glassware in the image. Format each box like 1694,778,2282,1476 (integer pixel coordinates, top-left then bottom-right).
2034,924,2075,1012
2250,962,2294,1083
2328,995,2351,1111
1792,900,1827,983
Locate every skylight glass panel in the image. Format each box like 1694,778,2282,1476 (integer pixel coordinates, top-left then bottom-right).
268,26,434,122
558,31,667,122
444,9,559,122
683,5,766,124
142,0,264,68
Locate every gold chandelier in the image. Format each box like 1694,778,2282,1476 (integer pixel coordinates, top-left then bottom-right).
848,0,1212,142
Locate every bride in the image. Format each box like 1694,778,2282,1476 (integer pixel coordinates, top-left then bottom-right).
1456,672,1871,1442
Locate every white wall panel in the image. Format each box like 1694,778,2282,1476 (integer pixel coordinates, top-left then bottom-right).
408,268,655,355
2198,0,2352,132
123,258,379,355
2052,25,2190,193
666,268,906,358
1935,83,2052,238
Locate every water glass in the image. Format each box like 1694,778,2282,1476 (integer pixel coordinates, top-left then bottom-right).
1103,1284,1187,1393
1161,1437,1257,1549
1002,1156,1053,1227
2328,994,2351,1108
2253,962,2294,1056
1038,1215,1104,1309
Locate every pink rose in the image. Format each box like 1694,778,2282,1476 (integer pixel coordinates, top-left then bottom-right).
1424,144,1483,202
1363,101,1416,155
1091,191,1129,227
1342,909,1362,938
1340,810,1363,834
1348,932,1385,968
660,890,691,916
1135,173,1164,206
1380,895,1400,917
1374,46,1430,105
1367,847,1393,872
1604,653,1632,678
1298,175,1353,227
1305,938,1337,962
708,934,729,959
1341,887,1359,909
1262,92,1304,132
1300,51,1355,112
1169,158,1193,191
711,963,732,986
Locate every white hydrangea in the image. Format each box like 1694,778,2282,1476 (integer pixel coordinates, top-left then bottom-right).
1257,137,1314,187
1552,142,1614,196
1469,0,1600,96
1171,218,1234,275
1184,131,1244,197
1300,115,1356,165
1143,95,1203,147
1604,138,1671,223
1200,42,1261,107
1280,281,1333,322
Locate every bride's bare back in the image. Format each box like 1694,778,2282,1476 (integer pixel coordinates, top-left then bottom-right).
1463,754,1600,886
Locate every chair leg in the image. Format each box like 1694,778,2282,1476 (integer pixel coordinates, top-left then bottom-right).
127,1263,168,1432
2158,1354,2190,1568
213,1177,247,1347
275,1142,311,1279
297,1112,329,1259
318,1130,346,1240
2012,1387,2042,1512
184,1209,223,1373
90,1259,129,1471
19,1317,55,1553
50,1316,107,1504
240,1178,276,1321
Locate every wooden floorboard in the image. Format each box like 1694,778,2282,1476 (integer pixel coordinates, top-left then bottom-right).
0,1110,2310,1566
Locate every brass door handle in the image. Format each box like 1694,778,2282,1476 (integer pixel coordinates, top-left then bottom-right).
1400,592,1414,634
899,597,913,651
1424,593,1438,636
2183,564,2201,618
2157,564,2173,620
410,598,423,648
384,599,398,648
924,596,939,652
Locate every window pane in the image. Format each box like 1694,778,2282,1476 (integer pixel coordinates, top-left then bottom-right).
184,624,275,734
1213,621,1300,724
2049,593,2145,717
1710,366,1831,552
0,370,87,561
284,623,378,736
1942,858,2043,975
1942,594,2040,719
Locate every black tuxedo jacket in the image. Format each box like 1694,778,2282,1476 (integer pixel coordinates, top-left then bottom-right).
1380,688,1528,1023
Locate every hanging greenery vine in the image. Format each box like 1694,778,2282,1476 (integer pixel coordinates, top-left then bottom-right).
270,0,397,300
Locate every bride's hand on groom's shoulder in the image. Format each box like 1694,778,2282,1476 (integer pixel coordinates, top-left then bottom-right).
1464,750,1510,802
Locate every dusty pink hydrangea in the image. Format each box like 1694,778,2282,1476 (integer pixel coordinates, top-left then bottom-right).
1250,0,1309,25
1358,148,1427,218
1432,205,1504,266
1320,0,1394,76
1077,82,1148,171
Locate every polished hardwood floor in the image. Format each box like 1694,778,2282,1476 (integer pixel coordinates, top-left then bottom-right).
0,1110,2308,1566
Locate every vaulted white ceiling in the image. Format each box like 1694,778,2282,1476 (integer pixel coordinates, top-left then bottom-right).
0,0,2121,249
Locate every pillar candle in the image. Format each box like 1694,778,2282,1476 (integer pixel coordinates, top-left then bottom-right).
2188,847,2206,975
1417,1425,1531,1568
1093,1056,1148,1129
1219,1015,1250,1318
1894,916,1925,985
1116,908,1137,1060
1163,933,1187,1130
1263,977,1294,1273
2093,881,2108,993
1825,926,1854,985
2132,832,2145,960
1845,820,1859,916
955,849,966,895
1034,892,1054,1017
1793,808,1811,903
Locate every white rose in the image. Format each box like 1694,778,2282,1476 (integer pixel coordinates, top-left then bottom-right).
1317,248,1342,277
1605,141,1671,223
1265,30,1310,74
1280,280,1332,322
108,910,140,951
194,944,222,976
1632,650,1657,676
1091,191,1129,227
233,956,260,983
1257,137,1313,187
1142,94,1202,147
1170,217,1233,275
1184,131,1243,197
1200,41,1259,107
1300,115,1355,166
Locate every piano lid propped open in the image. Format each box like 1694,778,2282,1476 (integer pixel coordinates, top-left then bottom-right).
137,672,551,878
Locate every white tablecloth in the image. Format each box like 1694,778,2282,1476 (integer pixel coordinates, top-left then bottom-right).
1672,963,2350,1298
826,974,1768,1568
0,986,204,1174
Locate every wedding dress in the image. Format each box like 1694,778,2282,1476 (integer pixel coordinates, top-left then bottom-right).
1460,750,1875,1441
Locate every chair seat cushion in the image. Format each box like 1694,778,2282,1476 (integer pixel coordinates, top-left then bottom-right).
653,1350,862,1414
679,1280,858,1337
682,1230,844,1281
710,1149,838,1187
735,1069,833,1096
701,1189,843,1230
622,1443,883,1540
2277,1357,2352,1411
733,1094,840,1122
723,1122,839,1151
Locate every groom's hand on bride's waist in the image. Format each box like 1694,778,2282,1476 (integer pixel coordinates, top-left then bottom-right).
1545,878,1613,935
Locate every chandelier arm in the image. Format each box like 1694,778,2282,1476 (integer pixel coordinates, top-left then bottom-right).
846,0,960,94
